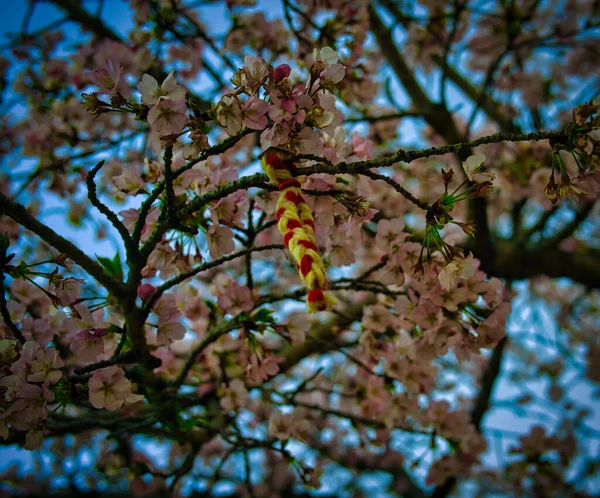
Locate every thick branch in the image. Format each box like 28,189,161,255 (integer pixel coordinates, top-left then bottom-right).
491,241,600,289
0,190,125,297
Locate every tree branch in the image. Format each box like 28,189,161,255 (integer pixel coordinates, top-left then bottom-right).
0,190,125,298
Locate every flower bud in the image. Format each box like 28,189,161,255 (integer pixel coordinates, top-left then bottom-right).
137,283,156,301
271,64,291,83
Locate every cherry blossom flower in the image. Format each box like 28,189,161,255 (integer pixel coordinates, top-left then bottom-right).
88,59,122,96
70,329,105,364
137,283,156,301
21,317,52,346
245,354,284,384
0,339,19,368
215,95,243,135
152,294,185,345
153,293,179,322
52,277,84,306
207,223,235,258
462,154,495,183
292,126,322,154
260,122,290,149
438,253,477,291
88,366,143,411
27,346,64,384
375,217,406,252
113,165,145,196
219,378,248,411
217,281,254,316
156,320,185,345
137,71,186,106
312,47,339,65
147,99,187,136
320,63,345,86
268,410,310,440
232,55,269,94
362,304,395,333
284,312,310,344
270,63,291,82
241,96,268,130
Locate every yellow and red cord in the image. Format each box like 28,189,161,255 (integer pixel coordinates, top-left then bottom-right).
261,150,337,313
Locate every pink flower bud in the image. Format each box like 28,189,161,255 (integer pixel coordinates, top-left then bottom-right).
93,328,108,338
137,283,156,300
271,64,291,82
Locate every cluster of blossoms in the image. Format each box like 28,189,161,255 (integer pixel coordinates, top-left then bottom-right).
138,71,188,136
544,100,600,203
88,366,143,411
0,340,63,449
406,153,496,290
215,48,345,155
82,61,189,139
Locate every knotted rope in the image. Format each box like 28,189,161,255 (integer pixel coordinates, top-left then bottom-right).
260,150,337,313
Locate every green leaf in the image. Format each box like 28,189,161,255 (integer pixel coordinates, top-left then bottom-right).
96,251,123,280
0,233,10,252
253,308,275,324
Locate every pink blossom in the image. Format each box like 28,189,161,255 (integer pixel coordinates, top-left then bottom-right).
293,126,322,154
245,354,284,384
23,426,44,450
113,165,145,195
153,294,179,323
69,304,107,337
233,55,269,94
153,294,185,345
268,410,310,440
215,95,243,135
21,317,52,346
378,252,407,286
438,253,477,291
375,218,406,252
137,283,156,301
0,339,19,368
260,122,290,149
87,59,122,95
147,242,178,275
429,285,468,312
462,154,495,184
285,312,310,344
52,277,84,306
268,87,310,124
148,99,187,136
312,47,339,65
137,71,186,106
270,64,291,82
409,299,443,330
362,304,395,333
207,223,235,258
320,63,345,86
156,321,185,345
88,366,143,411
0,399,38,438
218,281,255,316
351,132,374,159
27,347,64,384
213,191,249,226
241,96,268,130
219,378,248,411
70,330,105,364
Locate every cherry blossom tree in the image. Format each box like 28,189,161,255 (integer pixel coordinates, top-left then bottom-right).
0,0,599,497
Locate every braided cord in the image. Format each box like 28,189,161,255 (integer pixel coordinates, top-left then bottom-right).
261,151,337,312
